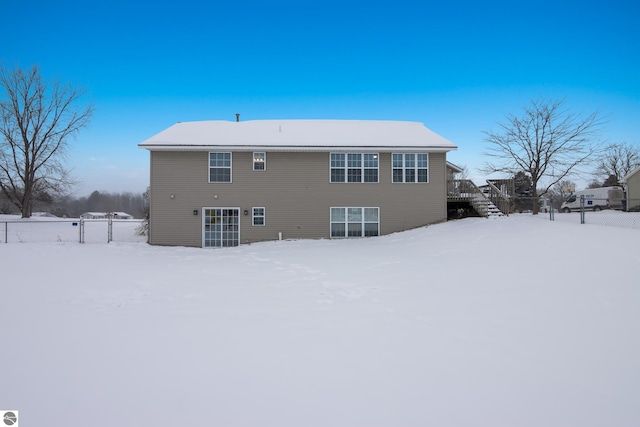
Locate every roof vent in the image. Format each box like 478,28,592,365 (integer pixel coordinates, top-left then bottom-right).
235,113,240,122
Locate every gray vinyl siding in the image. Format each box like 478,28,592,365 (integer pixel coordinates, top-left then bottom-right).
627,171,640,210
149,150,448,247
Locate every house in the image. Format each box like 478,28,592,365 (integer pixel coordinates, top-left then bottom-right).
81,212,108,220
139,119,457,247
81,212,134,220
621,166,640,211
112,212,134,220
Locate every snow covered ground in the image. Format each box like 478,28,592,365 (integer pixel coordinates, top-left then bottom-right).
1,215,639,426
534,209,640,229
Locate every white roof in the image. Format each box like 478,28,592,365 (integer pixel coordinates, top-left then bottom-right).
446,161,464,173
139,120,457,152
82,212,132,217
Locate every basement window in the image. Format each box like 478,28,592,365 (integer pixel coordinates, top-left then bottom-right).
330,207,379,238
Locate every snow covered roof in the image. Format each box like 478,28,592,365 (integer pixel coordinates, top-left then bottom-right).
81,212,133,217
139,120,457,152
446,161,464,173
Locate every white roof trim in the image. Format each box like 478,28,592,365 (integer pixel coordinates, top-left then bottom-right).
139,119,457,152
446,161,464,173
143,145,453,152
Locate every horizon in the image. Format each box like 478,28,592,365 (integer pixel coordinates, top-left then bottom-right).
2,0,639,196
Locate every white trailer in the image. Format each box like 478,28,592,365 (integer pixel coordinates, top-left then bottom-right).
560,186,624,213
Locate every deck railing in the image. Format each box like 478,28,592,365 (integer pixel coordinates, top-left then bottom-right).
448,179,489,217
485,179,513,215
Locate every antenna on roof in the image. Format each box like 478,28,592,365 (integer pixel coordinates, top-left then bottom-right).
235,113,240,122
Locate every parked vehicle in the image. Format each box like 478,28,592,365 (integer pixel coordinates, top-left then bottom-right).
560,186,624,213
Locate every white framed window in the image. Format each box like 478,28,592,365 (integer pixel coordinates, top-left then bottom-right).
330,207,379,238
392,153,428,183
253,152,266,171
202,208,240,247
252,207,265,226
330,153,378,183
209,152,232,182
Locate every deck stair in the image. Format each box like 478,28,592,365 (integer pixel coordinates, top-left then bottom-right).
447,179,511,218
486,200,505,217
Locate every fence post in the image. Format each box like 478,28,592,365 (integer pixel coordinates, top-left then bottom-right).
79,218,85,243
4,222,7,243
108,216,113,243
580,195,585,224
549,196,554,221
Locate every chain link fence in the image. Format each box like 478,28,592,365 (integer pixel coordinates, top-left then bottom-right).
515,196,640,230
0,217,148,244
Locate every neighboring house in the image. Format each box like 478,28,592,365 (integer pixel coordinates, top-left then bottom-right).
621,166,640,211
477,184,491,196
139,119,457,247
81,212,108,220
112,212,134,219
81,212,134,220
32,212,58,218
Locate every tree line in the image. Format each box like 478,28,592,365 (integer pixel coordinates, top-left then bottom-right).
0,189,148,219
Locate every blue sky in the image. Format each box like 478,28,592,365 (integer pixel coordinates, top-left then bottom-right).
2,0,638,195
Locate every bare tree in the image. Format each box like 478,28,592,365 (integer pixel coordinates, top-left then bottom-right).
548,179,576,209
482,98,604,214
595,142,640,186
0,65,93,217
587,179,603,189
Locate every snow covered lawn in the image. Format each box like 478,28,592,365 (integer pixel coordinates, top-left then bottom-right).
1,215,639,426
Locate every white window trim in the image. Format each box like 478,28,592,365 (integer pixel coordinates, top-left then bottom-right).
201,207,241,248
392,153,429,183
252,207,266,226
330,207,380,238
253,152,266,171
329,152,379,183
208,152,233,183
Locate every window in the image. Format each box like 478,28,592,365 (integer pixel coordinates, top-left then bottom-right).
203,208,239,247
392,153,428,183
330,153,378,183
330,207,379,238
252,207,265,226
331,153,345,182
209,152,232,182
253,152,266,171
